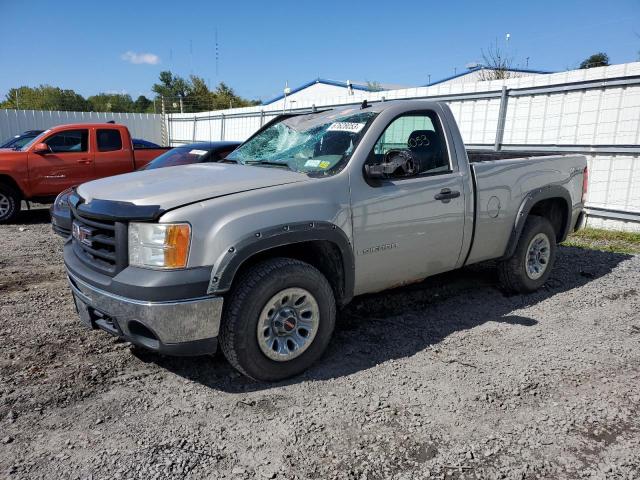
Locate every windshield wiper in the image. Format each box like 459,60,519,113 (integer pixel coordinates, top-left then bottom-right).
245,160,292,170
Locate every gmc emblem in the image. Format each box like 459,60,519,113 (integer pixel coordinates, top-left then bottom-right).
72,222,93,247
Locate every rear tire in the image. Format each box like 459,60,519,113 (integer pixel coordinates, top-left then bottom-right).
219,257,336,382
498,216,557,293
0,184,21,223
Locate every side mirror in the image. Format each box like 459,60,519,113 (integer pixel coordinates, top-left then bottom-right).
33,142,50,154
364,164,385,179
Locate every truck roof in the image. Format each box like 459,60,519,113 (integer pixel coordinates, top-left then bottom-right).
44,122,130,129
320,99,444,116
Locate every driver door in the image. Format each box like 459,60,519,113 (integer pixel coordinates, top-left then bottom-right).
27,128,94,196
350,110,466,294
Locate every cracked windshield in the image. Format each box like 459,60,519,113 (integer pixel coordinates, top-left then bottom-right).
227,108,377,175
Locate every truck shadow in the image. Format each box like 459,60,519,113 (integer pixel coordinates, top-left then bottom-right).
136,246,632,392
7,205,51,225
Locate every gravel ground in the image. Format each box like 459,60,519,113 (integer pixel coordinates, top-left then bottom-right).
1,207,639,480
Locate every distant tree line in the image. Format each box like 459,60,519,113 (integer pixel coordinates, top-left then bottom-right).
0,71,260,113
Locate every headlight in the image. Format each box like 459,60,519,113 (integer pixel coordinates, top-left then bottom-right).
54,187,73,211
128,223,191,269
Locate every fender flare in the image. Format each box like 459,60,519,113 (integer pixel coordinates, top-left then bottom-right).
207,221,355,303
502,184,572,259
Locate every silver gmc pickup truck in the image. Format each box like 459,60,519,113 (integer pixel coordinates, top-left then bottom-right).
64,100,587,381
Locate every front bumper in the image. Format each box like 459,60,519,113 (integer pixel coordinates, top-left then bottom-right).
68,271,222,356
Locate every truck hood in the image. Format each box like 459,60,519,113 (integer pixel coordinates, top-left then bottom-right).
76,163,310,210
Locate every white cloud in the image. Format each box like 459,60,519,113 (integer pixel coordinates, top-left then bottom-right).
121,51,160,65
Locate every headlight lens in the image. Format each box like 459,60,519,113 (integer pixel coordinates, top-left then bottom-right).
128,223,191,269
54,187,73,211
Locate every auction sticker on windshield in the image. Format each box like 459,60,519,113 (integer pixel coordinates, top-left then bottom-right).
327,122,366,133
189,149,208,156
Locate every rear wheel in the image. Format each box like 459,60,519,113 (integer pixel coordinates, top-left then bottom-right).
219,258,336,381
498,216,557,293
0,185,21,223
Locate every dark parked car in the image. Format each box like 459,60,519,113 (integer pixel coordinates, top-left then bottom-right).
0,130,44,149
138,141,240,170
132,138,161,148
51,141,241,236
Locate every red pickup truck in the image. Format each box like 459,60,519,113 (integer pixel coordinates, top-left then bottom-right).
0,123,169,222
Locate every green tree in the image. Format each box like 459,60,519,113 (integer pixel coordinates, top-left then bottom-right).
151,71,258,112
87,93,135,113
133,95,154,113
0,85,89,111
152,71,193,113
579,53,610,69
210,81,259,109
188,75,215,111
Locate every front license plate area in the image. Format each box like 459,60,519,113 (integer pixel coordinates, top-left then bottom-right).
72,293,121,336
73,294,93,328
92,310,122,337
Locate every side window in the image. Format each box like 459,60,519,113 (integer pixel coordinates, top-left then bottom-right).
97,129,123,152
367,111,450,179
45,129,89,153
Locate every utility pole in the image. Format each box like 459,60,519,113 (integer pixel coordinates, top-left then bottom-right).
283,81,291,114
160,96,168,146
179,96,184,114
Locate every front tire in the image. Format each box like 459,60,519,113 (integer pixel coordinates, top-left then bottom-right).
498,216,557,293
219,258,336,381
0,184,21,224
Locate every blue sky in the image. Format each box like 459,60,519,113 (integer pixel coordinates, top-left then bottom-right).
1,0,638,102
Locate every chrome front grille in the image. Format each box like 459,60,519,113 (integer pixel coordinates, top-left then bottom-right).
71,210,128,276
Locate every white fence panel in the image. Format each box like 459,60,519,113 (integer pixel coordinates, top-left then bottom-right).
0,109,164,145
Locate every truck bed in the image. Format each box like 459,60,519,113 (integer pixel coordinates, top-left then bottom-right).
467,149,569,163
464,152,587,265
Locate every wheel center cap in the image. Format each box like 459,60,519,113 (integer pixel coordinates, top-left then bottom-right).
273,307,297,335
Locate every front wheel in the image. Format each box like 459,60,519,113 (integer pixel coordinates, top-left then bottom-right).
219,258,336,381
498,216,557,293
0,185,21,224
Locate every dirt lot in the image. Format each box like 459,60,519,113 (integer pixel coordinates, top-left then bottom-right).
1,207,639,480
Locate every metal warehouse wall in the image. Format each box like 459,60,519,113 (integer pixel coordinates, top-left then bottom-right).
0,110,164,146
167,62,640,231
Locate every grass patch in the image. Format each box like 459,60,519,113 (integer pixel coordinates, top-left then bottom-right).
563,227,640,254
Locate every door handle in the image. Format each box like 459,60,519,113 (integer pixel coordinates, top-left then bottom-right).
434,188,461,201
77,158,93,165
